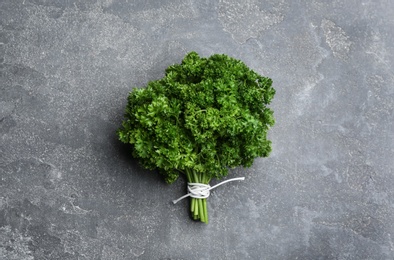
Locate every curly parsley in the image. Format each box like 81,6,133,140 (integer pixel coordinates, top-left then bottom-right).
117,52,275,223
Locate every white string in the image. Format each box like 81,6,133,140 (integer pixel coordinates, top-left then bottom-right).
172,177,245,204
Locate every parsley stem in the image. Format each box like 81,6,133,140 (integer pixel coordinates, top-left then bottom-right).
185,170,209,223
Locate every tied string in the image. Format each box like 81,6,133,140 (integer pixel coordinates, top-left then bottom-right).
172,177,245,204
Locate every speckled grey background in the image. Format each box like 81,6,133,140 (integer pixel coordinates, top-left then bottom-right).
1,0,393,259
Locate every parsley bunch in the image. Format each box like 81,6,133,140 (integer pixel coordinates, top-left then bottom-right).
117,52,275,223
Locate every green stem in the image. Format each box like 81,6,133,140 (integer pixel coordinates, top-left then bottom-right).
203,198,208,223
184,169,211,223
186,170,195,214
191,197,195,213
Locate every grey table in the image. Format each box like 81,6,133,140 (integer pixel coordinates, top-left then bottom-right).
1,1,393,259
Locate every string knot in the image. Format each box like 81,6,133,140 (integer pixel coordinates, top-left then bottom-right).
172,177,245,204
187,183,211,199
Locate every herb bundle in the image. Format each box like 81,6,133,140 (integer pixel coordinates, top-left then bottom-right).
117,52,275,223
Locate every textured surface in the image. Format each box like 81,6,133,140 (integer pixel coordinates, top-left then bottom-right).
1,0,394,259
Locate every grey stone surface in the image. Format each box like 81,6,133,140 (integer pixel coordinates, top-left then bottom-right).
1,0,393,259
